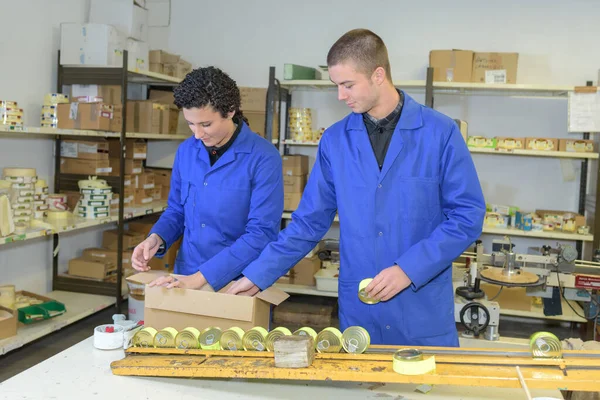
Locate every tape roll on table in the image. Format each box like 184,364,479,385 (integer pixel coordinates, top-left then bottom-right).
392,349,436,375
93,324,124,350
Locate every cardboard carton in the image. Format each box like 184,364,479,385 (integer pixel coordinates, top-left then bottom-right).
102,229,145,250
291,256,322,286
526,138,558,152
128,272,289,331
284,192,303,211
472,52,519,84
68,257,116,280
559,139,595,153
0,305,17,340
283,175,307,193
60,139,109,160
282,155,309,176
429,50,474,83
108,159,143,175
57,103,113,131
82,248,133,269
108,139,147,160
496,137,525,151
60,158,112,176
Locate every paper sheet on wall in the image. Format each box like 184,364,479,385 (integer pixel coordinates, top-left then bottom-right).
568,90,600,132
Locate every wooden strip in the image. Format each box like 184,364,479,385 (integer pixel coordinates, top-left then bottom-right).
125,347,600,367
111,354,600,391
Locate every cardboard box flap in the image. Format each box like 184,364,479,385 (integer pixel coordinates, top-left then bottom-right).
255,286,289,306
144,286,256,322
126,271,169,285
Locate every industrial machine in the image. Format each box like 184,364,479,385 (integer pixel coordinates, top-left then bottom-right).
454,237,600,341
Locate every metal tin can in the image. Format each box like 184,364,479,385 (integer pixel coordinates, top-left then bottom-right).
199,327,222,350
315,327,343,353
358,278,380,305
133,327,157,348
342,326,371,354
293,327,318,340
394,348,423,361
265,327,292,351
529,331,562,358
175,327,201,349
220,327,245,351
242,327,269,351
154,327,178,348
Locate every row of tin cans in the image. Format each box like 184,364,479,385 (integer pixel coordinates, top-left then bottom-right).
133,325,371,354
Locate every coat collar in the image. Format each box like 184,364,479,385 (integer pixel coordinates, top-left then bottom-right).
194,121,254,167
347,91,423,132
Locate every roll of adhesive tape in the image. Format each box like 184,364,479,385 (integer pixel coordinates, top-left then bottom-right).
93,324,124,350
392,349,436,375
3,168,37,178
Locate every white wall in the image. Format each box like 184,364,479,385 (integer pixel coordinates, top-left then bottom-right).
160,0,600,254
2,0,600,296
0,0,114,293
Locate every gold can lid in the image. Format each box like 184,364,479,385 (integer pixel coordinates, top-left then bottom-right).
358,278,380,304
315,327,343,353
199,327,222,347
342,326,371,354
394,348,423,361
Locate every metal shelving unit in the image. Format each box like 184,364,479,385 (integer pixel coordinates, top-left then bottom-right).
265,66,600,256
50,51,183,305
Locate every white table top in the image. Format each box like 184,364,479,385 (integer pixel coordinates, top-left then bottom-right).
0,337,563,400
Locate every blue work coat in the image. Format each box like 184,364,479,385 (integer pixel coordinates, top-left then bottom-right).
150,122,284,291
243,93,485,346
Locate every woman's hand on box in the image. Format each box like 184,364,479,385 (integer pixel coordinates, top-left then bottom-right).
226,277,260,296
148,272,207,290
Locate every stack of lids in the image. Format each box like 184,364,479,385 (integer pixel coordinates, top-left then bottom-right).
41,93,69,129
2,167,38,230
1,101,24,131
77,176,113,219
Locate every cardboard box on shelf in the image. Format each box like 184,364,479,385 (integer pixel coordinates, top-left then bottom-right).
108,159,143,175
472,52,519,84
145,168,172,187
161,104,180,134
108,139,147,160
135,173,155,189
240,87,268,112
0,305,17,340
127,271,289,331
68,257,116,280
282,155,309,176
153,185,162,201
149,50,180,64
61,191,82,212
60,158,112,176
149,238,181,272
559,139,595,153
128,101,161,133
70,85,122,105
82,248,133,269
102,229,145,250
163,61,192,79
133,189,153,205
245,111,279,140
291,256,322,286
454,119,468,142
149,63,164,74
60,139,109,160
284,192,303,211
525,137,558,152
161,185,170,201
148,89,174,104
534,209,586,229
283,175,307,193
126,38,149,70
89,0,148,42
429,50,474,83
60,23,125,67
127,215,159,236
496,137,525,151
110,105,123,132
57,103,113,131
467,136,497,149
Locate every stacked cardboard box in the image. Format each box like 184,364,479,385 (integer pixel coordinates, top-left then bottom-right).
429,50,519,84
106,139,150,204
146,168,172,201
282,155,308,211
240,87,279,140
149,50,193,79
59,138,112,176
122,101,179,134
56,103,114,132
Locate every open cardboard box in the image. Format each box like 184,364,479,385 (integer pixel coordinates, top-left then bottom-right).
127,272,289,331
0,305,17,340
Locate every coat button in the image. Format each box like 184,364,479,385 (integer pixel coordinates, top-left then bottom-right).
201,224,206,228
204,182,208,186
378,184,382,189
386,325,390,330
378,232,383,237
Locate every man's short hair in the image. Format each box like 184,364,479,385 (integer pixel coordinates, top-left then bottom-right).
327,29,392,81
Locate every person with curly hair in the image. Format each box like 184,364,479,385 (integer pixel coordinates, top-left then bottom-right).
130,67,284,292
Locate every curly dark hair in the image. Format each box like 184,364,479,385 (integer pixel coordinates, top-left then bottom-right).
173,66,247,123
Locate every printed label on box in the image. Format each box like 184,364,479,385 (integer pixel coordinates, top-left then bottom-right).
96,168,112,173
61,142,78,158
133,168,142,174
69,103,79,120
79,143,98,154
143,184,154,189
133,153,146,159
485,70,507,84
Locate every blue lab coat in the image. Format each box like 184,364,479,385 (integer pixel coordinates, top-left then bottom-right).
150,122,284,291
243,93,485,346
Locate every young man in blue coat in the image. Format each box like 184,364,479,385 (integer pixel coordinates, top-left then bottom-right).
131,67,284,291
228,29,486,346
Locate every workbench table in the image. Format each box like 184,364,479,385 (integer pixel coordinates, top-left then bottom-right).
0,337,563,399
